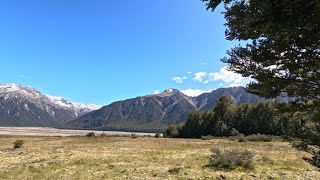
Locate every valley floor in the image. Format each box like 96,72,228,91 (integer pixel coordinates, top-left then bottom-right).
0,136,319,179
0,127,157,137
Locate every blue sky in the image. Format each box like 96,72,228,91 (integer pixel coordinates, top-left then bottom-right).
0,0,249,105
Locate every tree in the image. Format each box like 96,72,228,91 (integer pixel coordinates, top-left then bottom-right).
166,125,180,137
202,0,320,166
180,111,206,138
211,96,234,136
201,0,319,107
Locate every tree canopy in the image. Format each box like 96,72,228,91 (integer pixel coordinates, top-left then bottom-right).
202,0,319,105
201,0,320,166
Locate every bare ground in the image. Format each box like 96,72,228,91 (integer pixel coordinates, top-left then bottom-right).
0,127,159,137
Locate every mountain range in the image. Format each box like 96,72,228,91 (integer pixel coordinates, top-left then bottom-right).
0,84,271,132
0,84,100,127
67,87,267,132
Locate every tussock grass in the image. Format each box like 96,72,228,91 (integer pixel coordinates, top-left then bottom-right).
0,136,319,179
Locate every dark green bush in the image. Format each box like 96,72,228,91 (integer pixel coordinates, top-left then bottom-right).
13,140,24,149
210,148,255,170
166,125,180,137
85,132,96,137
291,141,310,152
155,133,162,138
310,150,320,168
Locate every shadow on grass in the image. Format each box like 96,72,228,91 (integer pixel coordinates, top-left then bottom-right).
202,163,255,172
202,164,234,172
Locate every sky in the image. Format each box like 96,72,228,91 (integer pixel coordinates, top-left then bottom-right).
0,0,250,106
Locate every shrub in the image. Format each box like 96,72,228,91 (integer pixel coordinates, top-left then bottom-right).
291,141,310,152
230,128,243,137
166,125,180,138
238,137,247,142
245,134,273,142
155,133,162,138
229,129,245,141
310,150,320,168
85,132,96,137
201,135,216,140
100,132,108,137
13,140,24,149
131,134,138,139
210,148,255,170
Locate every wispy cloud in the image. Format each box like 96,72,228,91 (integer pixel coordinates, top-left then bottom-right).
193,72,207,83
172,76,187,84
154,90,160,94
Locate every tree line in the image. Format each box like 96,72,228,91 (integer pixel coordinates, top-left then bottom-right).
166,96,308,139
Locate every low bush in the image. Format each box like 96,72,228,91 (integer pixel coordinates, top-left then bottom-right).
245,134,273,142
100,132,108,137
210,148,255,170
85,132,96,138
291,141,310,152
310,150,320,168
131,134,138,139
166,125,180,138
230,128,243,137
155,133,162,138
237,137,247,142
234,134,273,142
13,140,24,149
201,135,216,140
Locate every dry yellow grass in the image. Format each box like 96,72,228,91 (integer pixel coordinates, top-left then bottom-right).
0,136,319,179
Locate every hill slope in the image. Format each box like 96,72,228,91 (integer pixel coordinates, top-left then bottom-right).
68,87,266,132
0,84,100,127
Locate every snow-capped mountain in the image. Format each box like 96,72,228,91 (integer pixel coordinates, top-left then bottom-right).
46,95,100,116
0,84,100,127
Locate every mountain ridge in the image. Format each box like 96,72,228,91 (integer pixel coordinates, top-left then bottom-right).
67,86,267,132
0,84,100,127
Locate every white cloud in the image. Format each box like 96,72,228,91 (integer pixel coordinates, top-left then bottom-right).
181,89,212,97
172,77,184,84
208,67,245,84
183,76,188,80
187,72,192,74
154,90,160,94
193,66,252,87
193,72,207,83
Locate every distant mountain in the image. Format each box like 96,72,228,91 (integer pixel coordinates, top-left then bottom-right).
0,84,100,127
67,87,267,132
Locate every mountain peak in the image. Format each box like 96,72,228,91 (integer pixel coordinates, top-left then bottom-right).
0,83,41,96
45,95,101,111
161,88,180,94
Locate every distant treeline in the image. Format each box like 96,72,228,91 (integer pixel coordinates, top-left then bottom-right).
166,96,307,139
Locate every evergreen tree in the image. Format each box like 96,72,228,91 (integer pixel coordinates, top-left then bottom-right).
202,0,320,166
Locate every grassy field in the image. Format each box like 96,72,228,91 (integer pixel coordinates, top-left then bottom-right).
0,136,319,179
